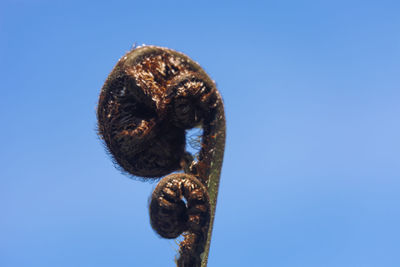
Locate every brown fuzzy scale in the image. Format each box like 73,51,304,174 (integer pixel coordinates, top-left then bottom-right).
150,173,210,266
97,46,218,179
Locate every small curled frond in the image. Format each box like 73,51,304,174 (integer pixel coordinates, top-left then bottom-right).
150,173,210,265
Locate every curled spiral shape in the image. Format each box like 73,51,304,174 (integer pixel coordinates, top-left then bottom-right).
150,173,210,238
150,173,210,265
97,46,218,178
97,45,224,267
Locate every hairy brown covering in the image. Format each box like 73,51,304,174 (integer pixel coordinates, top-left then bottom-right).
150,173,210,267
97,46,222,267
97,46,218,178
150,173,210,239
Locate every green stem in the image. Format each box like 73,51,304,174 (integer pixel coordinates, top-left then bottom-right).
198,95,226,267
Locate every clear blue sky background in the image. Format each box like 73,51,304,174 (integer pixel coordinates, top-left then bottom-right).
1,0,399,266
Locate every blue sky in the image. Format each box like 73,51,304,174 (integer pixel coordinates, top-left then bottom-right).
1,0,399,266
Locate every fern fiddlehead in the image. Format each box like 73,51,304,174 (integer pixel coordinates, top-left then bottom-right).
97,45,225,267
